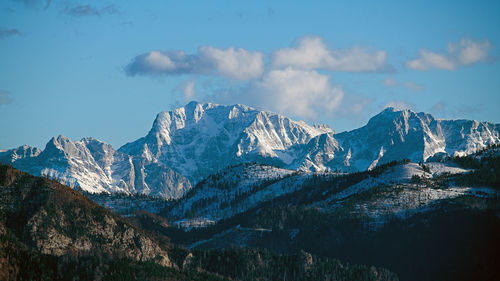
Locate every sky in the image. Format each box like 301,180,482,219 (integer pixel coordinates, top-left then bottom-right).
1,0,499,150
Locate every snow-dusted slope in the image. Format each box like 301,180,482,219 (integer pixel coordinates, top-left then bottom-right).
315,162,468,208
3,135,191,198
166,160,486,229
294,107,500,173
166,163,306,221
119,101,333,182
0,145,41,163
311,161,497,227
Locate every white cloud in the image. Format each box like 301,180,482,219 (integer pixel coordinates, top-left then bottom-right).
125,50,193,76
271,36,388,72
144,51,177,72
126,35,390,82
215,68,344,120
271,36,330,70
198,46,264,80
253,68,343,118
125,46,264,80
457,38,491,65
406,38,492,71
406,50,455,70
174,80,196,102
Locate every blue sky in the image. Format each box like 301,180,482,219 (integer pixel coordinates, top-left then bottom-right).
1,0,499,149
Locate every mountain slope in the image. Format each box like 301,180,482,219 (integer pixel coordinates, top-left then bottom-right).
0,164,174,267
1,136,191,198
121,102,499,180
166,163,305,221
162,159,489,227
0,145,41,163
1,103,498,198
158,157,500,281
0,164,399,281
119,101,333,182
295,107,500,172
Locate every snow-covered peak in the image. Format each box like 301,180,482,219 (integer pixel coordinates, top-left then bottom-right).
81,136,108,145
118,102,500,182
313,124,335,134
366,107,429,130
42,135,80,158
0,145,41,163
120,101,332,182
288,132,341,172
3,103,498,201
2,135,191,198
46,134,68,147
293,108,499,173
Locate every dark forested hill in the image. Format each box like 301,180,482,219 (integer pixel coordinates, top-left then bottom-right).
154,157,500,281
0,164,398,281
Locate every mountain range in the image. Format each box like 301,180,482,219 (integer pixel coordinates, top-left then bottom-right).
0,164,400,281
1,101,499,199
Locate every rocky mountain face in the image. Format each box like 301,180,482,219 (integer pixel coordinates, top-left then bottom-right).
293,107,500,172
1,136,191,198
0,145,41,163
0,164,174,268
0,164,399,281
1,102,498,199
117,103,500,193
119,101,333,182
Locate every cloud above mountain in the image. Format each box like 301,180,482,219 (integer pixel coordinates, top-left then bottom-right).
406,38,492,70
251,68,343,118
271,36,388,72
123,35,494,121
125,47,265,80
174,79,196,102
125,35,390,80
214,68,344,119
124,35,391,119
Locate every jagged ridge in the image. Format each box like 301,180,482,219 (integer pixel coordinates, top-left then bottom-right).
1,102,498,199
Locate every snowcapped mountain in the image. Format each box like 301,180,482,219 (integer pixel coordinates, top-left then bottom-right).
1,102,498,199
120,102,499,180
1,135,190,198
119,101,333,182
294,107,500,172
0,145,41,163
